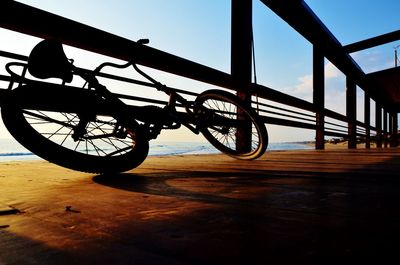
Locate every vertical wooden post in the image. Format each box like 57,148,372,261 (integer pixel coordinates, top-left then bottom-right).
231,0,253,86
388,112,393,147
393,113,398,147
364,92,370,149
313,46,325,150
231,0,253,151
375,103,382,148
346,77,357,149
389,112,397,147
383,109,388,148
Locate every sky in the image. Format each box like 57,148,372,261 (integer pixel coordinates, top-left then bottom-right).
0,0,399,143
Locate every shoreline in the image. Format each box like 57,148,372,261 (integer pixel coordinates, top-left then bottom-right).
0,143,378,165
1,140,388,164
0,141,313,163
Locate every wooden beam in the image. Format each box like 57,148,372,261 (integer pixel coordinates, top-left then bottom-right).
389,112,398,147
313,46,325,150
231,0,253,152
383,109,388,148
365,93,371,148
0,1,234,89
344,30,400,53
231,0,253,92
346,78,357,149
258,1,399,115
376,103,382,148
393,113,398,147
0,1,317,117
259,0,365,85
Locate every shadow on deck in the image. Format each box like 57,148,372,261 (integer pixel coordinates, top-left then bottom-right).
0,148,399,264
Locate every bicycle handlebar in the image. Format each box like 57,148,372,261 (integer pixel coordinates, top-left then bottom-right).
89,39,165,91
94,61,132,73
137,39,149,45
73,38,191,111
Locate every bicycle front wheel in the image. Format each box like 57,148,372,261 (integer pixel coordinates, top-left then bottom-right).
194,89,268,160
1,106,149,174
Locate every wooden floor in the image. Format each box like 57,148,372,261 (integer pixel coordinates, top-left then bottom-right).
1,148,400,264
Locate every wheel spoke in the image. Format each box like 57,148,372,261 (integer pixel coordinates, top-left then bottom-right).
195,91,267,159
22,110,75,129
20,110,136,158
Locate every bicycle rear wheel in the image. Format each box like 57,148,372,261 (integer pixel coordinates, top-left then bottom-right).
2,103,149,174
194,89,268,160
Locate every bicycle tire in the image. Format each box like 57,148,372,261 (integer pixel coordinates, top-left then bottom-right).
1,89,149,174
194,89,268,160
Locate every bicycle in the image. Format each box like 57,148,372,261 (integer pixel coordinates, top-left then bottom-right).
2,38,268,173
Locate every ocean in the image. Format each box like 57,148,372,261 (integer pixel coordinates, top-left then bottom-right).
0,138,312,162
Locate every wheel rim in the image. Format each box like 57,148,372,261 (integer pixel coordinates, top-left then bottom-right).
198,97,263,156
21,109,138,158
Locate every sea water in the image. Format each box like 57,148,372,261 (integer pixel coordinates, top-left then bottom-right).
0,138,312,162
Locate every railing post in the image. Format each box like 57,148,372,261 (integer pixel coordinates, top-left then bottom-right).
346,77,357,149
393,113,398,147
389,112,393,147
389,112,398,147
313,46,325,150
364,92,371,149
383,109,388,148
231,0,253,151
375,103,382,148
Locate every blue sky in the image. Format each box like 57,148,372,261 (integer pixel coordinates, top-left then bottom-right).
1,0,399,143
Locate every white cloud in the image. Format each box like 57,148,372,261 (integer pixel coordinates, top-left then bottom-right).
285,61,343,101
294,74,313,95
325,61,341,78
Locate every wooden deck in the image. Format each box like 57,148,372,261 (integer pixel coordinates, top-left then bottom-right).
1,148,400,264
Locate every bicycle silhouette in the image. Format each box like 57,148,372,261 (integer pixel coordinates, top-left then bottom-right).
3,39,268,173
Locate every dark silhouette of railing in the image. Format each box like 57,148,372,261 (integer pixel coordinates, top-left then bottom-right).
2,1,397,149
0,48,384,147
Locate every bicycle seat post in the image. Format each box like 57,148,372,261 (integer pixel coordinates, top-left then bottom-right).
168,91,177,109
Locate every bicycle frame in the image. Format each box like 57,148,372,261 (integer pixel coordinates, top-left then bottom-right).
6,61,248,143
72,58,205,140
4,40,258,148
6,64,205,144
1,38,268,174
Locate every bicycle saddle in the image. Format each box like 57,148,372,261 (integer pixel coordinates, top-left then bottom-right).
28,39,73,83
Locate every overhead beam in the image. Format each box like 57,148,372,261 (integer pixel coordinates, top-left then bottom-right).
259,0,399,114
0,1,234,89
260,0,365,84
344,30,400,53
0,1,321,113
